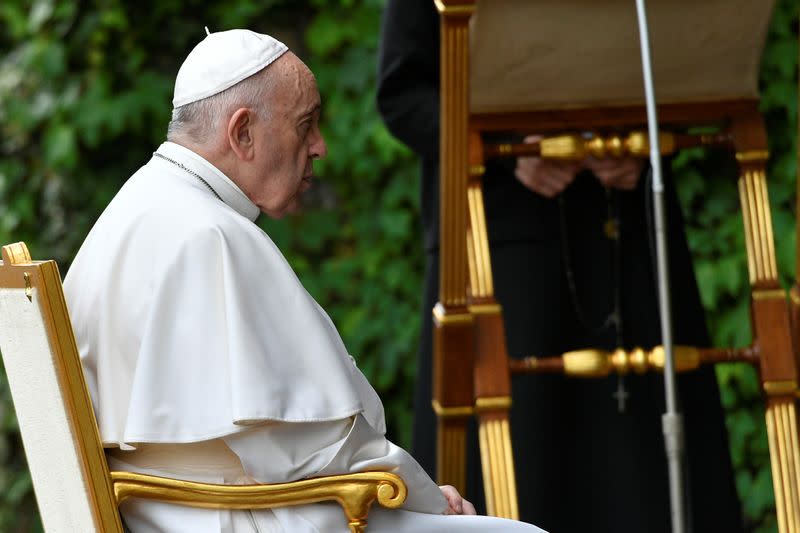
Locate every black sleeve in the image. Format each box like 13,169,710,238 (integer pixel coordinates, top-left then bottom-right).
376,0,440,162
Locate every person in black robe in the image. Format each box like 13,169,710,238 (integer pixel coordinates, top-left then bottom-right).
376,1,744,532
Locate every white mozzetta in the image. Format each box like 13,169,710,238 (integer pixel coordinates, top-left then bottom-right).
64,142,385,449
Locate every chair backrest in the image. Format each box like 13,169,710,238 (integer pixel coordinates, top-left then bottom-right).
0,242,123,532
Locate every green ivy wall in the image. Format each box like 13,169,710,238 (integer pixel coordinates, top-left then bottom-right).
0,1,796,531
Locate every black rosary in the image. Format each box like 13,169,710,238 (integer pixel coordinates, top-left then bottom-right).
559,188,628,412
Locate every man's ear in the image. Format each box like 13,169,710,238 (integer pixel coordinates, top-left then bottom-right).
227,108,255,161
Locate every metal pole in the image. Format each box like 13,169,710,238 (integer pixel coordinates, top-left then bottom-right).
633,1,687,532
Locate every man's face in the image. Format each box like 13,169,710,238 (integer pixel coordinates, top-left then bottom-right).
247,55,327,218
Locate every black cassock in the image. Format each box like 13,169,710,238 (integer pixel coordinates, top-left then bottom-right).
376,1,743,532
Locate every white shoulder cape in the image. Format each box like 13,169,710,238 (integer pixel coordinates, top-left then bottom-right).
64,142,385,449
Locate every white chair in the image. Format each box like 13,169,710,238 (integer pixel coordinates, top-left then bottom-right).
0,241,406,532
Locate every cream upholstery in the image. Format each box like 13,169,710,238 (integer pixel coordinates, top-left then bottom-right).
0,286,98,532
469,0,774,113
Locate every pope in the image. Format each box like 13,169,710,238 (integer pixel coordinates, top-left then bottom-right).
63,29,545,532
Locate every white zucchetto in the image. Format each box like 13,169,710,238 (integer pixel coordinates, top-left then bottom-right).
172,29,288,108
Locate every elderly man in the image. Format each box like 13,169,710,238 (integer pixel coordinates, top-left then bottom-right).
63,29,543,532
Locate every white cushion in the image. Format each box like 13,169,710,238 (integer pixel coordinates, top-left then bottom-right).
0,287,97,532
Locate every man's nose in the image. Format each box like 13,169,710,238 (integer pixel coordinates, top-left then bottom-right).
311,132,328,160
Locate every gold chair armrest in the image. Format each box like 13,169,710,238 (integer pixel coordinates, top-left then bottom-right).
111,470,406,532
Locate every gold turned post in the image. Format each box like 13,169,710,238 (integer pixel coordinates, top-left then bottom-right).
465,131,519,518
509,345,759,376
483,131,732,160
433,0,476,496
732,111,800,533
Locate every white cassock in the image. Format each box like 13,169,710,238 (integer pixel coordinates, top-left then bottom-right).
64,141,545,532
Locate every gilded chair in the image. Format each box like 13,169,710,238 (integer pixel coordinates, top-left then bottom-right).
0,242,406,533
432,0,800,528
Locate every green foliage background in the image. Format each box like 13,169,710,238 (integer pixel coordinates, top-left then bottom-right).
0,0,796,530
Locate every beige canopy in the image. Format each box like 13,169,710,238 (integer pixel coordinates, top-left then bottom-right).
469,0,774,114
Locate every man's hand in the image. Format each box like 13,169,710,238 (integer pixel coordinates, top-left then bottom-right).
515,135,581,198
439,485,477,515
585,156,644,191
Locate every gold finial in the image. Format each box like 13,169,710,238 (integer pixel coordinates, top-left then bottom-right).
1,242,32,265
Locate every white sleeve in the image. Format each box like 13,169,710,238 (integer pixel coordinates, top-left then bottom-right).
222,415,448,515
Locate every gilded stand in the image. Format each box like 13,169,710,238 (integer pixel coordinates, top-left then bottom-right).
733,111,800,532
467,133,518,519
433,0,475,496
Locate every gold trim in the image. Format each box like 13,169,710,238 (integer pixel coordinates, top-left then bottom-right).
23,272,32,301
469,165,486,177
467,187,486,296
790,289,800,305
764,381,799,396
787,403,800,529
735,150,770,162
746,172,767,281
437,421,467,494
737,165,779,285
468,303,502,315
466,228,479,299
766,401,800,532
497,143,513,155
752,170,775,280
767,407,789,533
475,396,512,412
779,404,800,529
753,288,787,300
432,399,474,417
1,242,32,265
437,12,470,307
739,177,757,283
111,470,405,531
540,135,584,159
478,418,518,519
759,174,779,279
563,349,612,376
560,346,701,377
432,303,474,325
433,0,475,16
464,165,495,302
38,260,126,531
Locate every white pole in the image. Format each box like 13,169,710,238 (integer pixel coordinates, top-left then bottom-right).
633,1,687,532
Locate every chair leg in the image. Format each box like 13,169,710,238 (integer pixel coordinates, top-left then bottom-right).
437,417,469,493
765,398,800,533
478,410,518,520
433,307,475,495
735,134,800,532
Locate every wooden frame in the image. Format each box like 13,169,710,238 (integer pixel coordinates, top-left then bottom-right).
434,0,799,528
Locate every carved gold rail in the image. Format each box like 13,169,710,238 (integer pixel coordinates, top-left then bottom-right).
509,345,759,377
483,131,732,161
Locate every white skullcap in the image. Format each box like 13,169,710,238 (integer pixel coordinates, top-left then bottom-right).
172,29,288,108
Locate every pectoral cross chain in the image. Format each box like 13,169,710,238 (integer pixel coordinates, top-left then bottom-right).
613,376,629,413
